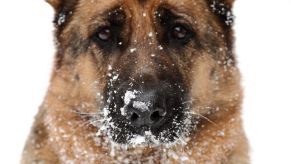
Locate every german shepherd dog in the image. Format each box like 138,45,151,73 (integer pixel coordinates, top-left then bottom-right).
22,0,249,163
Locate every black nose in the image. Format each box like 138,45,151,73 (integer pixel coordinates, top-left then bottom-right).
105,78,187,143
124,89,167,128
129,106,166,128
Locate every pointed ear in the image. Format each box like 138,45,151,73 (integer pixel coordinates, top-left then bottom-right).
46,0,79,28
209,0,235,9
208,0,235,26
46,0,62,10
46,0,79,11
224,0,235,7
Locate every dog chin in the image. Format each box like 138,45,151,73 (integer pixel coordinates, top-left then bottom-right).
121,131,162,147
107,132,191,148
127,131,193,148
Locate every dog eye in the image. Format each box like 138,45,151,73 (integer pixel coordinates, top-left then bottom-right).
171,25,188,40
167,24,193,46
92,26,122,52
96,27,112,42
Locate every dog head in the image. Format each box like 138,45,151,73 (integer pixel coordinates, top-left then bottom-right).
46,0,240,147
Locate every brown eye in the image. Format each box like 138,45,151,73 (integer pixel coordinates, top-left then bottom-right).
97,27,112,41
171,25,188,40
166,24,193,47
92,25,123,52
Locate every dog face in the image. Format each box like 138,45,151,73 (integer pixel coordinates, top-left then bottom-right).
47,0,239,146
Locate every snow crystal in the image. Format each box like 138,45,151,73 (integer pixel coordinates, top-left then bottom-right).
210,0,234,26
217,131,225,137
57,11,73,26
225,11,234,26
124,90,138,105
180,156,190,161
103,107,110,117
57,13,66,26
120,107,126,116
112,74,119,81
158,45,164,50
132,101,149,111
148,32,153,37
129,135,146,145
108,65,112,71
129,48,137,53
227,58,233,67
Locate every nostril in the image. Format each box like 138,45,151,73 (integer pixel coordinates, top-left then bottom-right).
150,109,165,122
150,111,160,122
130,112,139,122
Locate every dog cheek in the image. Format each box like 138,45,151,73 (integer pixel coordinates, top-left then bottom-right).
213,65,243,109
65,55,107,113
189,55,216,114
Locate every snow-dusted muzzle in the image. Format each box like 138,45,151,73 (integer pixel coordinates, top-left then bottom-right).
99,73,193,146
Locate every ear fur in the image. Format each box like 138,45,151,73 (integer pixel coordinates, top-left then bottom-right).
208,0,235,26
46,0,61,10
45,0,79,29
221,0,234,7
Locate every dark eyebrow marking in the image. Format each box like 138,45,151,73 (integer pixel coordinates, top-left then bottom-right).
107,7,126,26
156,7,180,25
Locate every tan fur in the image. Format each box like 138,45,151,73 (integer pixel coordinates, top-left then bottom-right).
22,0,249,163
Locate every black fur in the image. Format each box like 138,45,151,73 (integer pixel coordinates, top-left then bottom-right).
53,0,79,36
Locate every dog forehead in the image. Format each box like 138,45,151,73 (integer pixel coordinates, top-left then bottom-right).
76,0,207,23
78,0,203,11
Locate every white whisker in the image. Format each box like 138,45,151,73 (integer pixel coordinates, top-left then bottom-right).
186,111,217,126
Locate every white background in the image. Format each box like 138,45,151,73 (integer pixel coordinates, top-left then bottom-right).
0,0,291,163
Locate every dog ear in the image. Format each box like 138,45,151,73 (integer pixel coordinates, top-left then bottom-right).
208,0,235,26
46,0,79,28
223,0,234,7
46,0,78,11
46,0,61,10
